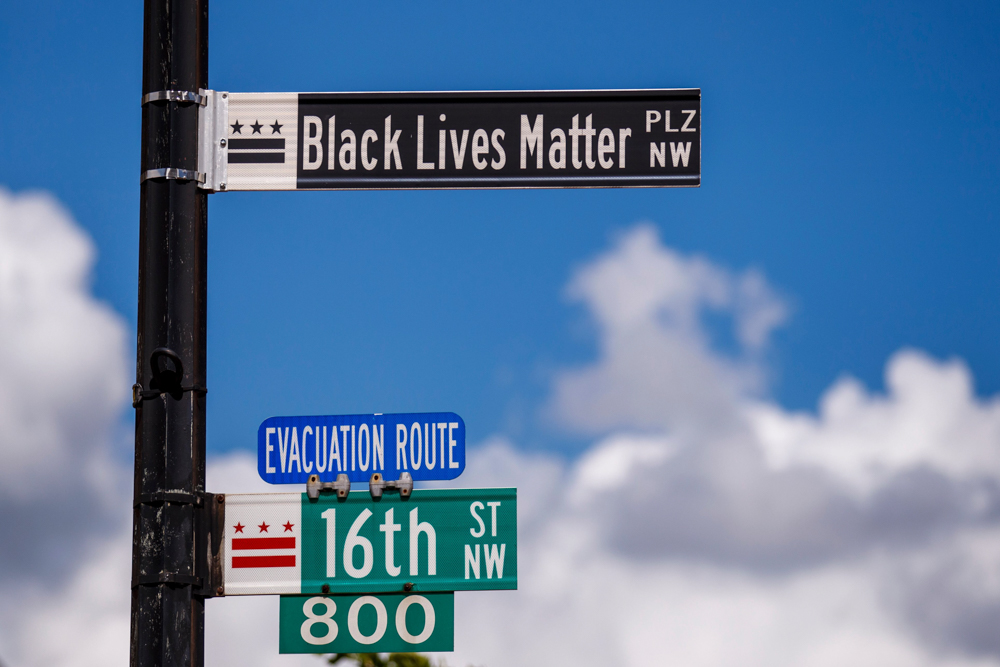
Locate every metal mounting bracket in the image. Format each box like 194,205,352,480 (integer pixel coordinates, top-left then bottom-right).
306,473,351,500
131,491,224,598
140,89,227,191
197,89,229,192
369,472,413,500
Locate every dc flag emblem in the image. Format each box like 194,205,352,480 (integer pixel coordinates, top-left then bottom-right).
225,93,298,191
224,494,302,595
227,118,286,164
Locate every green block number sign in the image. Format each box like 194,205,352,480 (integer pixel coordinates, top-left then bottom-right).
279,593,454,653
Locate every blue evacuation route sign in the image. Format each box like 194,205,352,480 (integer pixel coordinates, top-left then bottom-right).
258,412,465,484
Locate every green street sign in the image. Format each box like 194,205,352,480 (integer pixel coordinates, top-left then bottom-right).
223,488,516,595
279,593,454,653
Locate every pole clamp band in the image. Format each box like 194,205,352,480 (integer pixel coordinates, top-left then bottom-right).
141,168,206,184
141,90,206,106
133,572,203,587
135,492,203,507
132,382,208,408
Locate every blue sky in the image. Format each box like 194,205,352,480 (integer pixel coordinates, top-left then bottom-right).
1,0,998,455
5,3,1000,666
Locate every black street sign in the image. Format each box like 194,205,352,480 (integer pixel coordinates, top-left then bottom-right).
218,89,700,191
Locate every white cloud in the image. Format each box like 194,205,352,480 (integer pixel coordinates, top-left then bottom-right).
567,433,675,502
440,226,1000,667
521,227,1000,666
550,224,787,437
0,188,131,667
0,189,129,497
447,438,1000,667
750,349,1000,495
4,206,1000,667
11,524,132,667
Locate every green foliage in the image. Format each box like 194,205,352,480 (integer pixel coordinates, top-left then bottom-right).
325,653,435,667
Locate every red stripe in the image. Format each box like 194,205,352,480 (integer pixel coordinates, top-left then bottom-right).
232,555,296,568
232,537,295,550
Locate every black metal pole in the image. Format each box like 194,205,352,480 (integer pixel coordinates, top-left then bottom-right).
132,1,209,667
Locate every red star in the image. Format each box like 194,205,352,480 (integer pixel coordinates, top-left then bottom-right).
258,522,269,533
283,521,294,532
233,523,244,534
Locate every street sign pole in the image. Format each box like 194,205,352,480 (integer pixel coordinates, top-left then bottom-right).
132,1,210,667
